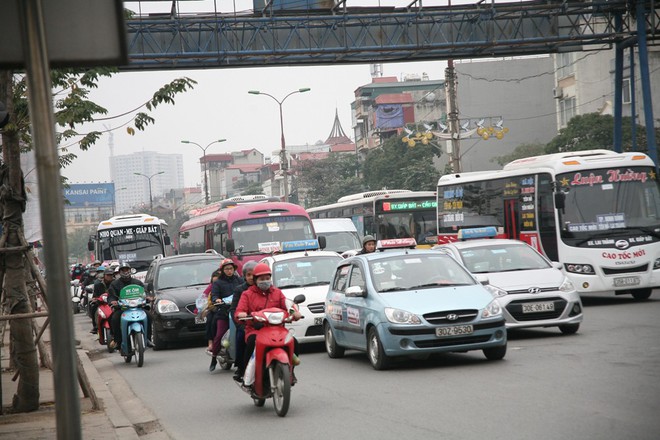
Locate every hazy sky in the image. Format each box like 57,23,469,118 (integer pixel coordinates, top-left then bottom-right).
62,0,485,188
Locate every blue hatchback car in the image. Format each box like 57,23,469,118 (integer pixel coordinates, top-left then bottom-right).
323,239,507,369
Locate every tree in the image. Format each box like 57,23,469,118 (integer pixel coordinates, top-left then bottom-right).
362,134,441,191
0,68,195,412
234,179,264,196
66,226,96,263
295,154,362,207
491,142,546,166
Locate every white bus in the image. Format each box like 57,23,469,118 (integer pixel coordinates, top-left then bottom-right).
307,190,438,246
88,214,172,272
437,149,660,300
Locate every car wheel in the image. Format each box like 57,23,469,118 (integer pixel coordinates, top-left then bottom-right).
324,322,345,359
483,344,507,361
151,322,166,351
630,288,652,301
558,323,580,335
367,327,391,370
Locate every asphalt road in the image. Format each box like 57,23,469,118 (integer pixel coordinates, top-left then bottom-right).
89,294,660,440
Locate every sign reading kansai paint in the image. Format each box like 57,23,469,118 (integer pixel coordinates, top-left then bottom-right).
64,183,115,207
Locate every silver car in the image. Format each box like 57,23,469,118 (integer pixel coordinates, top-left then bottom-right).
435,239,583,334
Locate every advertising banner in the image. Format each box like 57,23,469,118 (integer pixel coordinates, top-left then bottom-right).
64,183,115,207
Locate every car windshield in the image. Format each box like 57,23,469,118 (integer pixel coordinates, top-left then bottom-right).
368,254,476,292
273,255,342,288
457,243,550,273
156,259,221,290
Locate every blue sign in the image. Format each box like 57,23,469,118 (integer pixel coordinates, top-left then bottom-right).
64,183,115,207
281,239,320,252
458,227,498,240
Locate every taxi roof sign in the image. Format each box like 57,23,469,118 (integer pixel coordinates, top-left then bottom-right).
281,239,320,253
377,238,417,250
458,227,498,241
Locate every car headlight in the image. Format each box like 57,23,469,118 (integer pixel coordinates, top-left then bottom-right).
565,263,595,274
559,277,575,292
483,284,507,297
481,300,502,319
384,308,421,324
654,258,660,270
157,299,179,313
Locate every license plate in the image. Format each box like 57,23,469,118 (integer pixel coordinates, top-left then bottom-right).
522,302,555,313
194,316,207,324
314,317,323,325
613,276,641,287
435,325,473,337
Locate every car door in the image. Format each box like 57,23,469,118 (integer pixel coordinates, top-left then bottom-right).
341,262,370,349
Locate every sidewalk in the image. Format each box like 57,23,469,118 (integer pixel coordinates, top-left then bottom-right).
0,310,167,439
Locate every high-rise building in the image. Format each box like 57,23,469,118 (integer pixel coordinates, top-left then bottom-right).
110,151,184,214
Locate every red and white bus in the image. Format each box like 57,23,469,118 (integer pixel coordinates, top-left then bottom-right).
437,149,660,300
178,196,316,273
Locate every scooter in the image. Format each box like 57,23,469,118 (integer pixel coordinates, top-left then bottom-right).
236,294,305,417
95,292,115,353
117,284,149,368
70,280,81,314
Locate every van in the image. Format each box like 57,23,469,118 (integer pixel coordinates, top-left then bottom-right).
312,218,361,253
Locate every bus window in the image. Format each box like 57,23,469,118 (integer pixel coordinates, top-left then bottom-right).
179,227,205,254
214,221,228,255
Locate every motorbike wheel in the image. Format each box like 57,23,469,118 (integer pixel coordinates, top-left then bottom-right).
253,398,266,407
134,332,145,368
105,329,115,353
72,302,80,314
271,362,291,417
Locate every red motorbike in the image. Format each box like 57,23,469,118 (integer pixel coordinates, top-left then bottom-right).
237,294,305,417
95,293,115,353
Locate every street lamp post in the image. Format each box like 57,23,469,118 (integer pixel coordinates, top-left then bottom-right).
112,186,127,216
134,171,165,212
181,139,226,205
248,87,310,202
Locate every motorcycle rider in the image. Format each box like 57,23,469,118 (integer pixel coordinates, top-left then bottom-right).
89,267,116,334
209,258,244,372
357,235,377,255
229,260,258,381
108,262,154,351
235,263,302,384
81,261,102,288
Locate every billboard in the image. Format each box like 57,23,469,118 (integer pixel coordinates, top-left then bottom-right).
64,183,115,207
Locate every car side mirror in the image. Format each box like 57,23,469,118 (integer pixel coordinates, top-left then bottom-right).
551,261,563,270
475,274,490,285
554,191,565,210
226,239,235,253
345,285,366,298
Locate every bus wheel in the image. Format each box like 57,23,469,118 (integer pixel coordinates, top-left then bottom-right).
630,288,652,301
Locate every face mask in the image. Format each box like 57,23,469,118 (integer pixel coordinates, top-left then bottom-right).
257,280,272,291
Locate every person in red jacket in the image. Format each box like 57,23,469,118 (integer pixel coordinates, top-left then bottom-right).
235,263,301,383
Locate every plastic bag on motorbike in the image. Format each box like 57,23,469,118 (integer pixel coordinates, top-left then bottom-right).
243,350,256,386
195,293,207,318
221,329,231,350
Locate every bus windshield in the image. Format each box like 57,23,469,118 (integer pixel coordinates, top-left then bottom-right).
98,225,164,270
375,198,437,243
231,215,315,254
557,166,660,243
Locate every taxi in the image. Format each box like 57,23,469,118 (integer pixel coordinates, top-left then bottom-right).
323,238,507,370
433,227,583,335
259,239,342,344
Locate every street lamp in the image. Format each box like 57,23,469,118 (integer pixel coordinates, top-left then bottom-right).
248,87,310,202
112,186,127,216
181,139,227,205
134,171,165,212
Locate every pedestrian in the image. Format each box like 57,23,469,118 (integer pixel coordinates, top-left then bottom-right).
208,258,243,372
357,235,377,255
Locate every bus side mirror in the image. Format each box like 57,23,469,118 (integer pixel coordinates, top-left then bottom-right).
317,235,326,250
226,239,235,253
164,235,171,246
554,192,565,210
87,240,94,252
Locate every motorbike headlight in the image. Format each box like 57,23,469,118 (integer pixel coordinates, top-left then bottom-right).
157,299,179,313
559,277,576,292
384,308,421,325
482,300,502,319
483,284,507,298
264,311,285,325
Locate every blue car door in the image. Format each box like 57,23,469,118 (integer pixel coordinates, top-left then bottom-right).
341,262,369,349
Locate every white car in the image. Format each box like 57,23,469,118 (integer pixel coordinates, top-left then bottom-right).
434,238,583,334
260,242,343,343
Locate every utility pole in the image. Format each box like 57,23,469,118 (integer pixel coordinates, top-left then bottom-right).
445,60,462,173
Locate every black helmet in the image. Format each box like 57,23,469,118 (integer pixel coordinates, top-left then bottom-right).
118,261,132,280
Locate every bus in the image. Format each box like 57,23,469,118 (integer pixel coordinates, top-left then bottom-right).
88,214,172,272
178,196,316,272
437,149,660,300
307,190,438,246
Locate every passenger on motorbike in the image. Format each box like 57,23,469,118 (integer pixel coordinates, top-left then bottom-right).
235,263,302,384
230,260,258,381
209,258,244,371
203,269,221,355
89,267,116,334
108,262,154,351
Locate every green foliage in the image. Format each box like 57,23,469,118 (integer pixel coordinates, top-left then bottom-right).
238,181,264,196
296,154,362,207
362,134,441,191
67,226,97,262
491,142,546,166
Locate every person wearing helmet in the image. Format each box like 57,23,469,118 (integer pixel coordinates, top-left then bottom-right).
235,262,302,384
107,262,154,351
208,258,244,371
88,267,116,334
228,260,258,381
357,235,377,255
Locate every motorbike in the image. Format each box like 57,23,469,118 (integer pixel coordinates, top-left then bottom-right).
116,284,150,368
70,279,81,314
80,284,94,315
95,292,115,353
236,294,305,417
